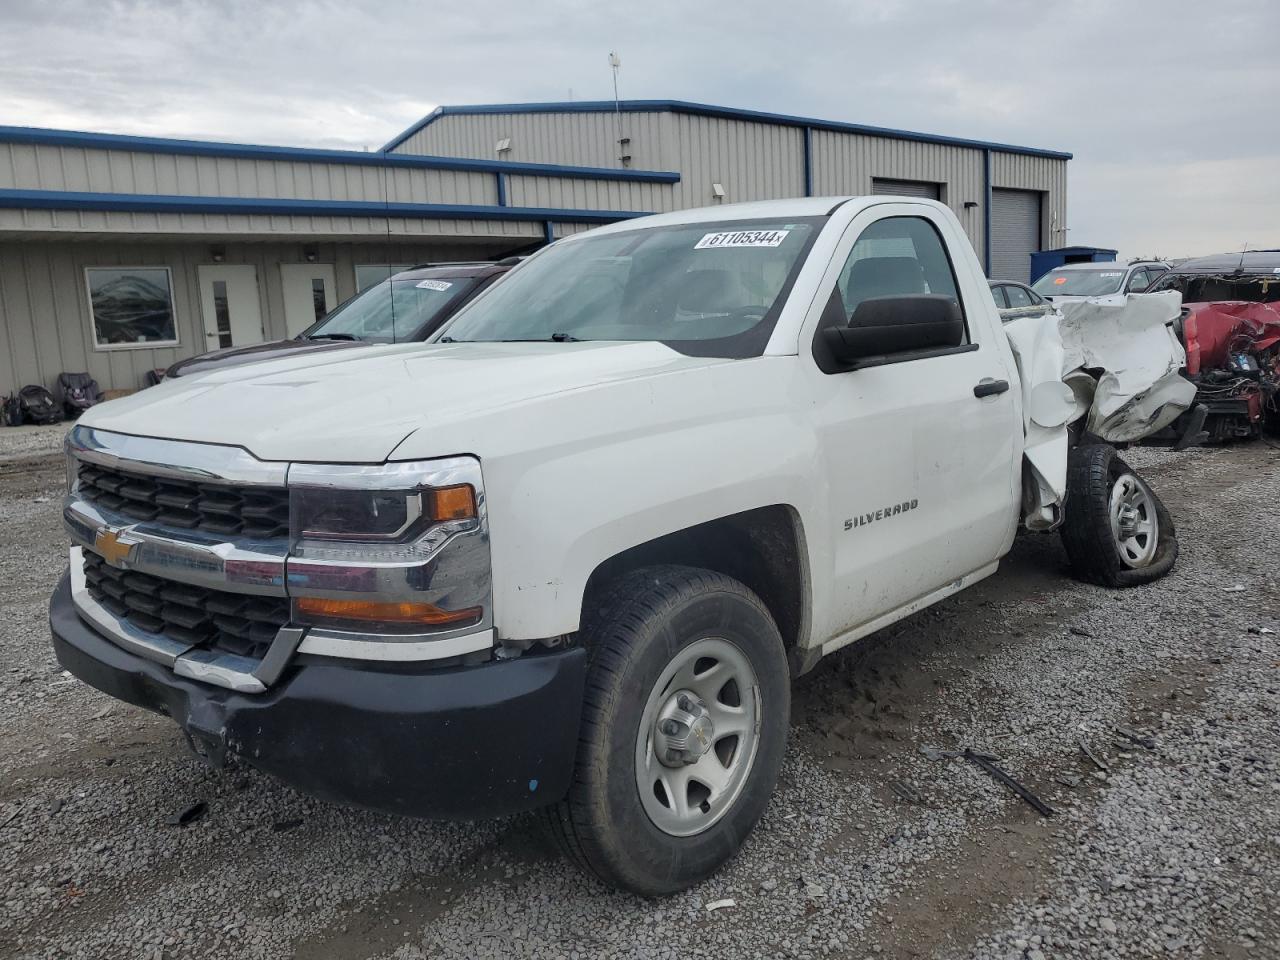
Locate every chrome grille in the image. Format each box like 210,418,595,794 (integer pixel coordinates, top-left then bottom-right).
83,552,289,659
77,462,290,538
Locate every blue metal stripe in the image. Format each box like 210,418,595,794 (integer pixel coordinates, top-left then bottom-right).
0,188,647,224
802,127,813,197
382,100,1072,161
982,149,992,276
495,172,507,207
0,125,681,184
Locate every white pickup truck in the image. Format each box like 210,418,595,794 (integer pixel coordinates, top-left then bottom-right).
51,197,1183,896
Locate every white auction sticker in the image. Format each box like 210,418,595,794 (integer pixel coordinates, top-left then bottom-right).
695,229,790,250
1099,272,1122,277
415,279,453,291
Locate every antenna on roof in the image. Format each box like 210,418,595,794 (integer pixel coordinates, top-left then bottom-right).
608,51,630,166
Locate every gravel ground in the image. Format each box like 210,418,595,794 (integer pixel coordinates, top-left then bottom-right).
0,424,69,463
1,441,1277,959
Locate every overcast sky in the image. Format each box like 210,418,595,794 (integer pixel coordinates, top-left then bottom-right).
2,0,1276,259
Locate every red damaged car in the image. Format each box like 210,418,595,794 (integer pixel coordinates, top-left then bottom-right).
1146,252,1280,443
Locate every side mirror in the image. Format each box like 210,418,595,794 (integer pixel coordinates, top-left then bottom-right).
821,294,964,367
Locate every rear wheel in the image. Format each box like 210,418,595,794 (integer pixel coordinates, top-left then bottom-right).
1060,443,1178,587
543,565,790,896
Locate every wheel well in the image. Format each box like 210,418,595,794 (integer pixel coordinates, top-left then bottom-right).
580,505,809,669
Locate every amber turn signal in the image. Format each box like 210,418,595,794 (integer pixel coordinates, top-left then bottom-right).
430,484,477,521
296,596,481,626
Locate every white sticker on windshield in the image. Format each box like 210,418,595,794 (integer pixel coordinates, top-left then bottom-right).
695,229,790,250
1099,272,1122,277
415,279,453,291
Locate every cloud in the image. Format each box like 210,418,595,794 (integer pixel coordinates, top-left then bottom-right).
1,0,1277,256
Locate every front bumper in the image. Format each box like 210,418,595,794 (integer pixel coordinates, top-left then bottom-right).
50,572,587,819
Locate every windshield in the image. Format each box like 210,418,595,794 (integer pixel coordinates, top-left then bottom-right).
303,276,478,343
1032,267,1126,297
438,218,822,357
1147,272,1280,304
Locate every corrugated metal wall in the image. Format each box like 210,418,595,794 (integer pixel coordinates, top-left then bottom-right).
0,142,498,207
503,174,669,214
810,129,987,254
0,207,548,240
669,114,804,208
399,112,1065,265
0,237,502,398
390,111,674,170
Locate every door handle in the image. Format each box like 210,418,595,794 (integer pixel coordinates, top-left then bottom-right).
973,378,1010,398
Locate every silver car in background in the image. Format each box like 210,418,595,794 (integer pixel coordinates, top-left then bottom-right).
1032,260,1169,300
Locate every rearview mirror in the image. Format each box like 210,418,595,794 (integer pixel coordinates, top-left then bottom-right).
821,294,964,367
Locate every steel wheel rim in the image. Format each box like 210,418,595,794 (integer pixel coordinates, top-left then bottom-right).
634,637,761,838
1108,474,1158,568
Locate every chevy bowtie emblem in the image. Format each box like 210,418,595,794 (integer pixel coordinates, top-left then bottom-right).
94,529,137,567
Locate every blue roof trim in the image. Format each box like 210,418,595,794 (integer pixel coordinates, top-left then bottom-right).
0,188,647,224
0,125,680,184
381,99,1072,161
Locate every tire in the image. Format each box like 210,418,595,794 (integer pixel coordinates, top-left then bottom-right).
542,565,790,896
1060,443,1178,587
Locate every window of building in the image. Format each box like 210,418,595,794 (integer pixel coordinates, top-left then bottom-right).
355,264,414,292
84,267,178,349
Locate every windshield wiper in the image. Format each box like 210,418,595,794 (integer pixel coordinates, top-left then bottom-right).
493,333,582,343
307,333,358,342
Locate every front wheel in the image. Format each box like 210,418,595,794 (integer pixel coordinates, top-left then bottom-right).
543,565,790,896
1060,443,1178,587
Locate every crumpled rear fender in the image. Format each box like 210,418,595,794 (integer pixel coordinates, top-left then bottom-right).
1003,291,1197,530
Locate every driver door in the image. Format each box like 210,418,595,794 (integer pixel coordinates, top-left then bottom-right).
805,205,1020,647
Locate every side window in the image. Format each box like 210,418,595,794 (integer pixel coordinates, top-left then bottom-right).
990,285,1009,308
1004,284,1033,308
1125,269,1150,292
836,216,966,337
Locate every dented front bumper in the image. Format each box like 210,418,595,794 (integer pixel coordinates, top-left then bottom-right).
50,572,587,819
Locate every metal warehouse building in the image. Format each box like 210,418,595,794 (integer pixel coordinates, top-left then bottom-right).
0,99,1069,398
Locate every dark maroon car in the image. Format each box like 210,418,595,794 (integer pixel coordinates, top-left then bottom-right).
165,259,517,379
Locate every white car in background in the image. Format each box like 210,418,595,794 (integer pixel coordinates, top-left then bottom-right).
1032,260,1170,301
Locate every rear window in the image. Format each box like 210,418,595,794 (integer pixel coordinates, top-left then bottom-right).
1032,268,1126,297
304,276,478,343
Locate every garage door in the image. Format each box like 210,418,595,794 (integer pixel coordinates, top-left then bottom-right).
871,178,941,200
989,188,1041,283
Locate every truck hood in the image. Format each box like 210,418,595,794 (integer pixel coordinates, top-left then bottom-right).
80,341,733,463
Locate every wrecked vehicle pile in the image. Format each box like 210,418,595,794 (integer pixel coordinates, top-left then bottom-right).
1149,252,1280,442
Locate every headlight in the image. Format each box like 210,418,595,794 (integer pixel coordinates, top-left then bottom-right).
286,457,491,637
291,484,475,542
